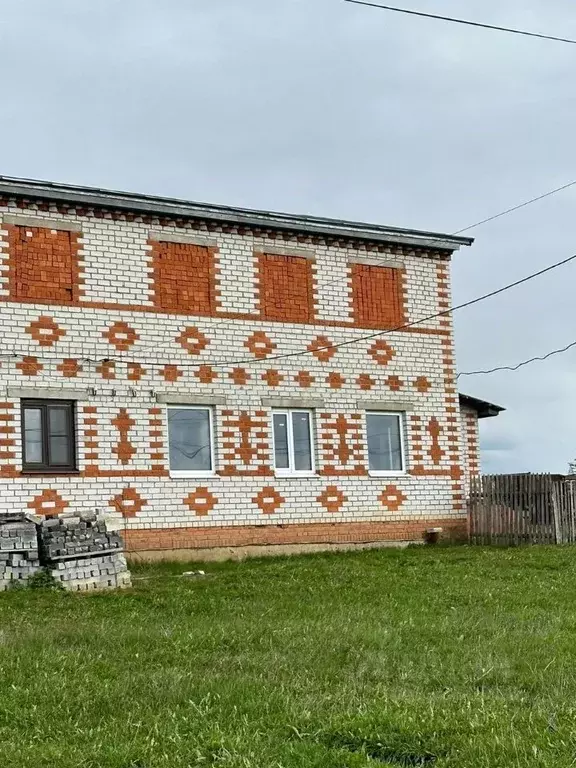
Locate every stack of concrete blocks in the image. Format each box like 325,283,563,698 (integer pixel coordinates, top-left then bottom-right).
0,514,41,590
39,512,132,591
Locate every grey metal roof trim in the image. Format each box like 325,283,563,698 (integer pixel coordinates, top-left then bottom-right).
0,176,473,252
459,393,505,419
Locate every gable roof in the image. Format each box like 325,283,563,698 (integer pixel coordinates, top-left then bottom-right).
0,176,473,252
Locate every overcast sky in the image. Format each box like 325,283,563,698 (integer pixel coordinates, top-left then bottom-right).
1,0,575,473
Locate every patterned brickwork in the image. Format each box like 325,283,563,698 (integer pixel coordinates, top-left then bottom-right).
150,240,219,315
0,402,17,478
319,413,366,476
351,263,405,328
258,253,313,323
220,409,272,476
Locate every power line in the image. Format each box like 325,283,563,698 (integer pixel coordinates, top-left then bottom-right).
457,339,576,378
100,249,576,369
343,1,576,46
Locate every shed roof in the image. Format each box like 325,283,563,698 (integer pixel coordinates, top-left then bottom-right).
0,176,473,252
459,393,505,419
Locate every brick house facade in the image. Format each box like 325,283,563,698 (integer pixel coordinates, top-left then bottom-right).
0,177,501,557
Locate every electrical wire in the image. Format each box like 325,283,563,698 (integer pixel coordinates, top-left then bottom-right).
343,0,576,45
457,339,576,378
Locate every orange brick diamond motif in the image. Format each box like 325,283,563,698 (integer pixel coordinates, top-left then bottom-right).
357,373,375,391
162,365,183,383
262,369,283,387
369,340,395,366
379,485,407,512
103,321,139,351
307,335,336,362
176,327,209,355
97,361,116,380
28,489,69,518
195,365,218,384
127,362,146,381
17,357,43,376
327,372,345,389
253,486,285,515
110,487,146,518
57,359,81,378
25,316,66,347
385,375,403,392
244,331,276,359
230,368,250,385
183,487,217,517
414,376,431,393
295,371,314,388
317,485,347,513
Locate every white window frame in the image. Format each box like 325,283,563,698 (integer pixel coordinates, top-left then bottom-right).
366,411,406,477
166,404,216,479
272,409,316,477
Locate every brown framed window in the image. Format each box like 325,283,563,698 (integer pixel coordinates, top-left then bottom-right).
8,225,79,303
152,241,216,314
351,263,405,328
21,400,77,472
259,253,313,323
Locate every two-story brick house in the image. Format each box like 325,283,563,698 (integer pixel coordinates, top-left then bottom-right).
0,177,501,558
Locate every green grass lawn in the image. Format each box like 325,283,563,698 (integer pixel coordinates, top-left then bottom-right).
2,546,576,767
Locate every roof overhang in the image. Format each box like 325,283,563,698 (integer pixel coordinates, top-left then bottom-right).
459,393,505,419
0,176,473,252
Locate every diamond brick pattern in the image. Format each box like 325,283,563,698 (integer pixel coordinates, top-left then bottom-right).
26,316,66,347
110,487,146,518
183,487,217,516
176,327,209,355
244,331,276,359
28,489,69,518
317,485,347,513
307,335,336,362
379,485,407,512
103,321,139,351
253,486,285,515
369,340,395,366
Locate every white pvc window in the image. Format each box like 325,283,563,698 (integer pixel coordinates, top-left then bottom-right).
167,405,215,477
366,411,405,475
272,409,315,476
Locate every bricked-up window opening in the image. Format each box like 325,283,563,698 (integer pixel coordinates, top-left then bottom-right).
366,412,405,475
259,253,314,323
152,241,216,314
21,400,76,472
272,410,315,475
9,226,79,303
351,264,404,328
167,405,215,477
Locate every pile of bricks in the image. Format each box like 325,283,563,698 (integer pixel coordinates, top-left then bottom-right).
0,512,131,592
0,515,41,590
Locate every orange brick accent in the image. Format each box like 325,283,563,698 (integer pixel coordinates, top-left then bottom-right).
112,408,136,465
0,402,16,476
17,357,43,376
327,372,345,389
25,315,66,347
110,486,146,518
307,335,336,362
161,364,183,383
317,485,347,513
229,367,250,385
414,376,431,393
28,489,69,517
103,321,139,351
258,253,314,323
150,240,219,315
262,369,283,387
83,404,99,471
253,486,285,514
356,373,375,391
368,339,395,366
385,375,403,392
463,409,480,480
176,326,209,355
6,224,81,303
351,263,405,329
57,358,81,378
183,487,218,517
320,413,365,471
378,484,407,511
220,410,270,475
244,331,276,359
195,365,218,384
427,417,443,465
96,361,116,380
295,370,314,388
124,517,468,552
127,362,146,381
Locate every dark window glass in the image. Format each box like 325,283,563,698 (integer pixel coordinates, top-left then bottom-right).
367,413,403,472
21,400,76,471
168,407,213,472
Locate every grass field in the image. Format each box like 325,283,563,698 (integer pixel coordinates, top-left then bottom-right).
2,546,576,767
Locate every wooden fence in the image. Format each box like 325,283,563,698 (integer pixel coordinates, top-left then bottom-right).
469,474,576,545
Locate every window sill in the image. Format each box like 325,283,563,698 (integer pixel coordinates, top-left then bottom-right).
274,471,317,479
169,471,217,479
21,469,80,476
368,470,406,478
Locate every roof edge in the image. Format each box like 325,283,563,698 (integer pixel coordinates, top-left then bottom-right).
459,393,505,419
0,176,473,251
